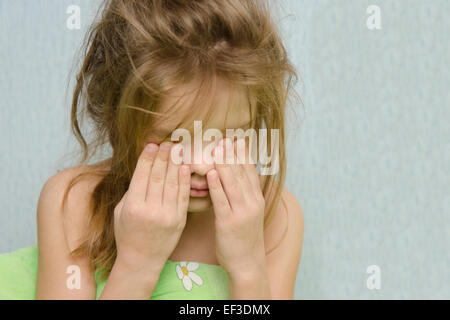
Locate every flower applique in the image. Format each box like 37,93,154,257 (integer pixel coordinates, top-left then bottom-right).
175,262,203,291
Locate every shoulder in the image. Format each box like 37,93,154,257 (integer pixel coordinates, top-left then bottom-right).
37,163,106,250
259,176,303,235
38,165,97,217
35,163,108,299
280,187,304,227
263,186,304,299
264,186,304,253
41,159,110,197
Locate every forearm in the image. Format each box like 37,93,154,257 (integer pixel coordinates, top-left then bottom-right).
228,260,272,300
99,258,163,300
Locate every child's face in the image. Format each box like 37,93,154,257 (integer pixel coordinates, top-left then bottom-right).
146,82,255,214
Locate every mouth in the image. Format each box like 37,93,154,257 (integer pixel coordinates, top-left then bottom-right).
190,187,209,197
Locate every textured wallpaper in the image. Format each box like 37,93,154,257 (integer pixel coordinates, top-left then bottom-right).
0,0,449,299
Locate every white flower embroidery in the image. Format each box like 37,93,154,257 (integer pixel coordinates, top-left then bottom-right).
175,262,203,291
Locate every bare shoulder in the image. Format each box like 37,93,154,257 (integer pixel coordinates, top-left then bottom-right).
265,187,304,249
36,162,109,299
37,162,107,250
259,176,304,240
280,187,304,225
264,186,304,299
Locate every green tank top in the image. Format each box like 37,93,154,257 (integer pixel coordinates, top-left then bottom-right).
0,245,230,299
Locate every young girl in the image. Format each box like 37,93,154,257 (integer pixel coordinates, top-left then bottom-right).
0,0,304,300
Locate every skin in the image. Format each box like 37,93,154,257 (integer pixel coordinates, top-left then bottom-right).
35,81,304,299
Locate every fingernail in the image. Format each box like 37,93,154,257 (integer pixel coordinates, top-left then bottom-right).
145,143,158,153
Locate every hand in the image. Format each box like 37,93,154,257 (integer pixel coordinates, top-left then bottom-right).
113,142,191,274
206,138,266,278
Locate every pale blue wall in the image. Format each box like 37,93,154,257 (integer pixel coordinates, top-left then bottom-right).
0,0,449,299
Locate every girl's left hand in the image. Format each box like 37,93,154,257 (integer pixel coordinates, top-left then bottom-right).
206,137,266,279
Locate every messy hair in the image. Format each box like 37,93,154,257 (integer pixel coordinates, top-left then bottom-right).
62,0,302,280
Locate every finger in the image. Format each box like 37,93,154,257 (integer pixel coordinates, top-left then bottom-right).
206,169,231,217
241,138,261,192
128,143,158,202
233,138,255,199
163,144,182,206
214,139,245,210
147,142,172,204
177,164,191,219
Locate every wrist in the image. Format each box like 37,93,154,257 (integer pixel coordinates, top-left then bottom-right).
227,255,267,283
101,256,163,300
114,253,165,279
227,259,271,300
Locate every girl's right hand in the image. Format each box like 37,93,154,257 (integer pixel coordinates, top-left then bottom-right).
113,142,191,274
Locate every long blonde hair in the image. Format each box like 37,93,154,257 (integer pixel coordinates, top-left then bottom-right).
62,0,301,279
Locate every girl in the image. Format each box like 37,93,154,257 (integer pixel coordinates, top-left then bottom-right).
1,0,304,300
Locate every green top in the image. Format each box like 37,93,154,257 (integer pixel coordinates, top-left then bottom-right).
0,245,229,300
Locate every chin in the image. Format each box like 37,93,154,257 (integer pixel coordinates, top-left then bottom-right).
187,196,212,213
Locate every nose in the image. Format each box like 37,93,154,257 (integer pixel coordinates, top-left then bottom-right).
189,161,214,177
181,140,218,177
